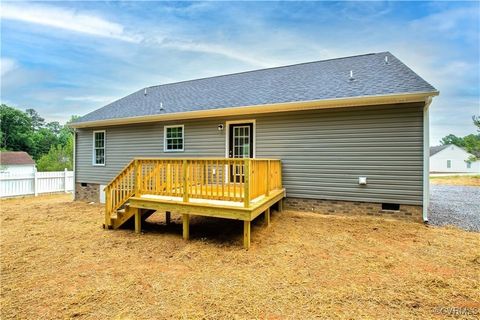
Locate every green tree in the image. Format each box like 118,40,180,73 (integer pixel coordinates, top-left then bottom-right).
0,104,34,153
440,134,465,147
31,127,60,160
36,135,74,171
441,116,480,160
46,121,62,135
25,108,45,131
474,116,480,132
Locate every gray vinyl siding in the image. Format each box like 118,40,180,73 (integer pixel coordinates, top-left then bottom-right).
75,103,424,205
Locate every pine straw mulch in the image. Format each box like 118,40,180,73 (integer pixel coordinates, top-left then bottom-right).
1,195,479,319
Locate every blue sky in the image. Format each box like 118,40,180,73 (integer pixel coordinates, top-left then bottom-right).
1,1,479,144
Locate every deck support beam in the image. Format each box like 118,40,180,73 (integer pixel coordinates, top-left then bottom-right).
165,211,171,225
265,208,271,226
243,220,251,249
134,209,141,234
182,214,190,240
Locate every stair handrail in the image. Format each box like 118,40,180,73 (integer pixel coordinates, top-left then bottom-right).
104,160,136,227
104,159,135,191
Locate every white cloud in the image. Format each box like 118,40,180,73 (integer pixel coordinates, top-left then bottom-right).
64,95,117,103
159,38,277,68
0,58,18,77
410,7,478,33
0,3,141,42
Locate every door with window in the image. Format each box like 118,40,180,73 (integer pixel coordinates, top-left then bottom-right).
228,123,254,182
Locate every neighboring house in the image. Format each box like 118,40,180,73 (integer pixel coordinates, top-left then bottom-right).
70,52,439,224
430,144,480,173
0,152,36,174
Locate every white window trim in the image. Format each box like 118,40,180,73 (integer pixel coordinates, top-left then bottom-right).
225,119,256,158
164,125,185,152
92,130,106,166
446,159,452,168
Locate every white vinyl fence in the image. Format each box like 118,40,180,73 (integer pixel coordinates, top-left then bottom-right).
0,169,74,198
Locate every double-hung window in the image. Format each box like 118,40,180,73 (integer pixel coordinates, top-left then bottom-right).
446,159,451,169
93,130,106,165
164,125,184,152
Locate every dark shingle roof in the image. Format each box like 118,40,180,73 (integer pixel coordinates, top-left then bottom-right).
430,145,450,156
0,152,35,165
75,52,437,124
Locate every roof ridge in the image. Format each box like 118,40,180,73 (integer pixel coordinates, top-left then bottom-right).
145,52,386,90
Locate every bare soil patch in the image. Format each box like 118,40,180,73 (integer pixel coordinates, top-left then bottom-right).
1,195,479,319
430,175,480,187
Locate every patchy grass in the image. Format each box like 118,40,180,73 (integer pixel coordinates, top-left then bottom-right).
430,175,480,187
1,195,479,319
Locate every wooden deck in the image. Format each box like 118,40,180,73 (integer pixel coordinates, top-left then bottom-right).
104,158,284,248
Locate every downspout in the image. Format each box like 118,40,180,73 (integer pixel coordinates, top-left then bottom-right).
423,97,433,223
73,128,77,200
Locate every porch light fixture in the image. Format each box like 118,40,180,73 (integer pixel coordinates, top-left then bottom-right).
217,124,224,131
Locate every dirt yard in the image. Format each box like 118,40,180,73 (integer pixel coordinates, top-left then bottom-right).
1,195,479,319
430,175,480,187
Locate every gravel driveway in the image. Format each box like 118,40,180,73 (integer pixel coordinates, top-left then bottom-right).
428,185,480,232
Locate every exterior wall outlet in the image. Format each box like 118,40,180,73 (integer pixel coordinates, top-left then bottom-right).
358,177,367,185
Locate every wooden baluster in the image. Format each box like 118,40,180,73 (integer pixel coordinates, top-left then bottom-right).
204,161,208,198
166,161,170,195
266,160,271,196
177,161,181,195
231,160,235,200
183,159,188,202
210,160,214,199
244,158,250,208
216,160,219,199
227,160,231,200
200,161,204,198
221,160,225,200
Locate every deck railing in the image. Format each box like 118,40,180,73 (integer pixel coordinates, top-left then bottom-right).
105,158,282,226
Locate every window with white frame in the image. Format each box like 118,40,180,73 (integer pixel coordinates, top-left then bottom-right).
467,162,472,169
93,131,105,165
164,125,184,151
446,159,451,169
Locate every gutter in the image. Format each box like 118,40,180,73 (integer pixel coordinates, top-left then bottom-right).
69,91,439,129
73,128,76,199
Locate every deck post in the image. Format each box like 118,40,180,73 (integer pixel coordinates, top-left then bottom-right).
134,208,141,234
134,159,140,196
243,220,251,249
105,187,112,228
279,161,282,188
278,199,283,212
244,158,250,208
182,214,190,240
165,211,171,225
265,207,271,226
266,160,271,196
182,160,189,202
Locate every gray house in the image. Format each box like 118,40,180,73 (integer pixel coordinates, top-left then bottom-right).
70,52,438,233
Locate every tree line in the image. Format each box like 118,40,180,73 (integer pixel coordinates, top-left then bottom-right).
0,104,79,171
440,116,480,160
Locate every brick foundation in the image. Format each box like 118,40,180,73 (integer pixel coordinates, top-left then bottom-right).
284,197,423,222
75,183,100,203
